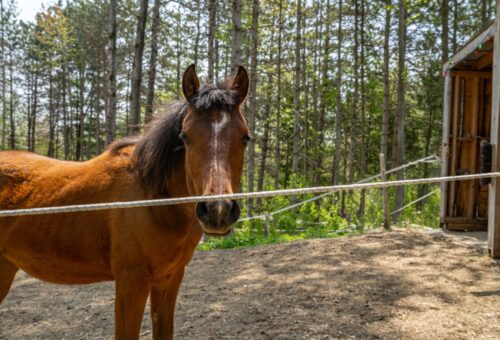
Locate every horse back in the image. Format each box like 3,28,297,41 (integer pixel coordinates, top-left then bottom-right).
0,149,136,209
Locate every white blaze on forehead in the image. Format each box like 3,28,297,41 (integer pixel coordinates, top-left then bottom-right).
211,112,231,191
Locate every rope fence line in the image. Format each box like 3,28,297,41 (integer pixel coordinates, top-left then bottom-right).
239,154,441,222
390,189,440,216
1,171,498,218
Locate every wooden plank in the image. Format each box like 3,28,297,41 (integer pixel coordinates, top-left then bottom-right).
477,79,491,218
443,23,495,73
444,217,488,231
444,217,488,223
487,0,500,258
448,76,461,216
451,70,492,78
456,77,473,217
467,77,480,217
476,51,493,70
446,223,488,231
440,74,453,224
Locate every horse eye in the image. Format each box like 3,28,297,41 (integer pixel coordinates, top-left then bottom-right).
179,132,190,144
243,134,252,146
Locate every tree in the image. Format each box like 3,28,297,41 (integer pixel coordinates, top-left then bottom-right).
145,0,161,124
392,0,407,220
207,0,216,84
1,0,5,149
105,0,118,145
292,0,302,175
247,0,259,214
129,0,149,135
230,0,242,74
381,0,391,159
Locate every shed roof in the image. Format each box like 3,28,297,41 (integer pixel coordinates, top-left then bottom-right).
442,23,495,73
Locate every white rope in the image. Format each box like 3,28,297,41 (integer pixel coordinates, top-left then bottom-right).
390,189,440,216
239,154,440,222
1,171,498,218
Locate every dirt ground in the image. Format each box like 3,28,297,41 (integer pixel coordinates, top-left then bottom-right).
0,229,499,339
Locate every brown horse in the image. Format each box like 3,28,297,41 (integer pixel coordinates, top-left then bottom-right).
0,65,251,339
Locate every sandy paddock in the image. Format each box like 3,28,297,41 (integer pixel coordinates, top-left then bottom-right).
0,229,499,339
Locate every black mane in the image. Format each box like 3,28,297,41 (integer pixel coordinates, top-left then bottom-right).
109,81,237,196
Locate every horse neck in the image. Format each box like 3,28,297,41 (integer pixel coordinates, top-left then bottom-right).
165,160,190,199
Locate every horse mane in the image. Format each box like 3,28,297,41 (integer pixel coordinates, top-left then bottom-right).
109,80,237,196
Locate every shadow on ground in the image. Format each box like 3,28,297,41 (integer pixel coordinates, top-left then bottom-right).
0,230,499,339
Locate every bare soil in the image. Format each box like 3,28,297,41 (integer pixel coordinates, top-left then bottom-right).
0,229,499,339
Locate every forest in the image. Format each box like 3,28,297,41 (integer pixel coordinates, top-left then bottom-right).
0,0,496,241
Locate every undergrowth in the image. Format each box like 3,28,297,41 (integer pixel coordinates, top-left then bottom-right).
198,181,440,251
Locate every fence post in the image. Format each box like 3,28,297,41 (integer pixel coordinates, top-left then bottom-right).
379,153,390,230
264,213,271,237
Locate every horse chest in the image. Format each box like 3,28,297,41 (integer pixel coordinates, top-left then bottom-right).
145,227,202,279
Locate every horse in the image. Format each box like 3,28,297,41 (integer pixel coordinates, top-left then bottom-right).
0,64,251,339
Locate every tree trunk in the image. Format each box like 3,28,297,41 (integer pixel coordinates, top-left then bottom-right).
8,44,14,149
257,44,273,206
129,0,149,135
392,0,407,221
145,0,161,124
301,10,308,178
207,0,216,84
452,0,457,53
215,4,221,81
1,0,5,150
31,73,38,152
246,0,259,216
76,68,85,160
62,62,70,159
96,69,102,155
292,0,302,175
441,0,449,64
315,0,330,186
274,0,283,188
481,0,488,27
105,0,118,145
333,0,343,195
26,71,32,150
230,0,242,74
381,0,391,160
175,6,181,98
194,0,201,65
48,71,55,158
358,0,367,219
349,0,359,188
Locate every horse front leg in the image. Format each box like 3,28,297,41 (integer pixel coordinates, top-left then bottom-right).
150,267,186,340
114,271,151,340
0,255,18,303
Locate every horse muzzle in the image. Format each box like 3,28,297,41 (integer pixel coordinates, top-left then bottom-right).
195,199,240,236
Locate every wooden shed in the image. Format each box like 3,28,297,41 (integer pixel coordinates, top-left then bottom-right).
440,19,500,257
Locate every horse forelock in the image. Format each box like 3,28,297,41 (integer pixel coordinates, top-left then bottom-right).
189,81,238,112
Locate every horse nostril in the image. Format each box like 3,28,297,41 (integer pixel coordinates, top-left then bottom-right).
195,202,209,221
229,200,240,222
196,200,239,228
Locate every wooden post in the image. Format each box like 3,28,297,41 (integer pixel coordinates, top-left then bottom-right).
379,153,390,230
487,0,500,258
264,213,271,237
440,73,452,226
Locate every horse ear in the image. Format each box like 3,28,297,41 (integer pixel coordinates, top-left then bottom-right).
182,64,200,101
232,65,249,104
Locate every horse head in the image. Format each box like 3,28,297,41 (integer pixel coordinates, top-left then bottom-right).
181,64,251,236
